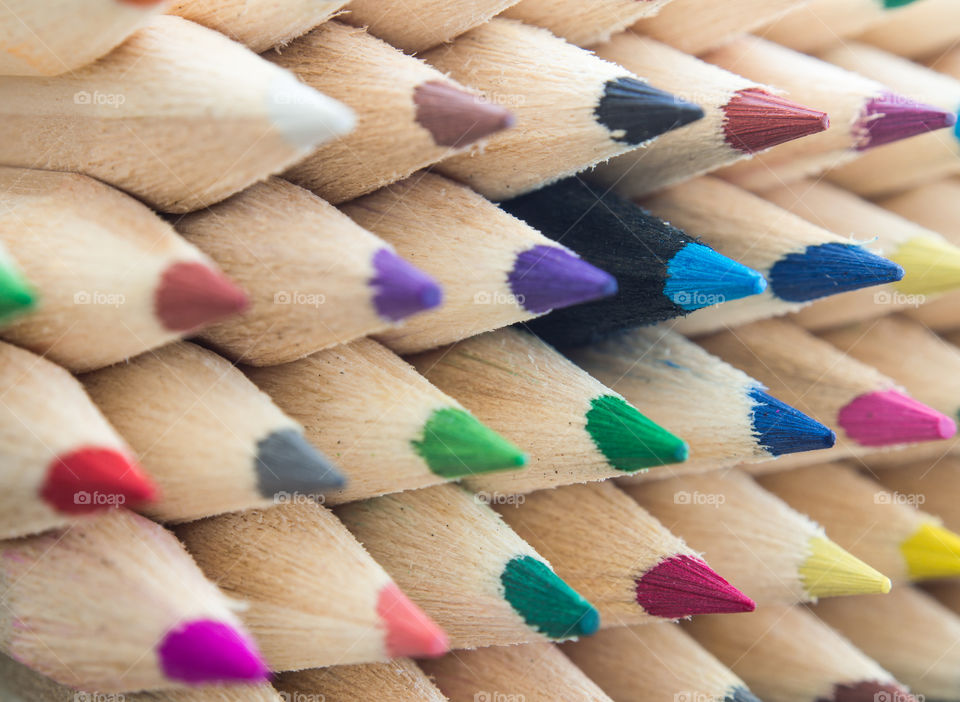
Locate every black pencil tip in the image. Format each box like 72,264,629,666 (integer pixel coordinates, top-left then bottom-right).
597,77,704,145
255,428,346,497
725,686,762,702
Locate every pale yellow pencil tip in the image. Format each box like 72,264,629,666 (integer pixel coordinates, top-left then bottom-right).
892,236,960,295
800,536,891,598
902,522,960,580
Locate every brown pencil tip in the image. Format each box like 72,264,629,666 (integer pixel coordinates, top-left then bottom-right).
155,261,249,332
414,80,514,148
829,681,917,702
723,88,829,154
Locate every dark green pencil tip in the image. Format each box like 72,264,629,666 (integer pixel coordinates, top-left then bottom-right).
0,257,35,323
501,555,600,640
412,407,527,479
585,395,689,472
883,0,921,8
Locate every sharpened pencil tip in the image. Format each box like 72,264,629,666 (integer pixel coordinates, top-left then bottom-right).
901,522,960,579
768,243,904,303
586,394,689,472
158,619,268,684
0,258,35,322
664,243,767,311
155,261,248,332
509,245,618,314
370,248,443,322
268,71,356,150
725,686,762,702
800,536,892,598
501,555,599,640
859,91,957,150
414,80,515,147
838,389,957,447
255,428,346,497
597,77,704,145
412,407,528,478
377,582,449,658
748,387,836,457
831,682,917,702
723,88,830,154
892,235,960,295
635,555,755,618
40,447,156,514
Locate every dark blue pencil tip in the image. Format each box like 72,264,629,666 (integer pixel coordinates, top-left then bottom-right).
663,243,767,311
748,387,836,457
767,242,905,303
725,686,762,702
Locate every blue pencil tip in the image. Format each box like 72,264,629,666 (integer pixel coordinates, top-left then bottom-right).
748,387,836,457
664,243,766,311
768,242,905,303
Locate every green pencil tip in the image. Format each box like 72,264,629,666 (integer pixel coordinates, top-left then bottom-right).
412,407,527,479
0,262,36,323
882,0,921,8
501,555,600,640
585,395,689,472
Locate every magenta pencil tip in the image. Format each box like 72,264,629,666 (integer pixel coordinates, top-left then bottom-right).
838,389,957,447
158,619,269,684
858,92,957,150
635,554,755,618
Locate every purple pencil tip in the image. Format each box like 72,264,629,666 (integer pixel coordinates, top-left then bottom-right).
858,91,957,150
370,248,443,322
508,245,617,314
158,619,269,684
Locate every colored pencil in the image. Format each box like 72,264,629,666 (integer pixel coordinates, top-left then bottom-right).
273,21,512,205
495,482,755,624
707,37,954,191
760,462,960,582
342,172,616,355
497,178,767,347
564,623,763,702
176,501,449,670
244,337,526,505
422,643,614,702
0,653,282,702
0,510,267,692
340,0,518,53
176,178,441,366
169,0,345,51
0,243,34,325
762,0,927,53
815,587,960,702
502,0,674,47
0,16,354,213
591,35,829,197
422,18,704,200
822,42,960,197
276,660,447,702
0,341,155,540
569,327,836,471
855,0,960,59
0,168,247,372
698,319,957,453
623,470,890,604
633,0,817,55
640,177,903,336
874,456,960,535
686,604,916,702
0,0,168,76
408,328,690,495
81,342,344,523
335,483,601,648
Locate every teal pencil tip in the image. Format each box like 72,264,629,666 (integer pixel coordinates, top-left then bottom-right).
664,243,766,311
412,407,527,479
585,395,689,472
0,259,36,323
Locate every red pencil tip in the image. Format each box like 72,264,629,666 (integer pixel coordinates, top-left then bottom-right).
838,389,957,447
723,88,830,154
377,582,449,658
40,447,157,514
159,619,269,684
155,261,249,332
635,555,755,618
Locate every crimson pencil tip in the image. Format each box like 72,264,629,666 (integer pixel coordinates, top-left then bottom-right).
156,261,249,332
723,88,830,154
839,389,957,447
40,447,156,514
635,555,755,618
159,619,268,684
858,91,957,150
377,582,449,658
414,80,514,148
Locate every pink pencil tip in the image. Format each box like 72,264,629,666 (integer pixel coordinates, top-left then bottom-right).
858,92,957,150
158,619,268,684
377,583,449,658
635,555,755,619
838,389,957,447
155,261,249,333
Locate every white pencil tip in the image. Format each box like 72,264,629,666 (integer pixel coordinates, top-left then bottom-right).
267,71,355,151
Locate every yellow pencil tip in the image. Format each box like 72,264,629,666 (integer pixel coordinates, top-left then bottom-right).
892,236,960,295
901,522,960,580
799,536,892,598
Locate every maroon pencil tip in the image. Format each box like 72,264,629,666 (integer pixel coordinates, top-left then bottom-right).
155,261,249,332
635,554,755,618
414,80,514,147
830,681,918,702
158,619,268,684
858,91,957,150
723,88,830,154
